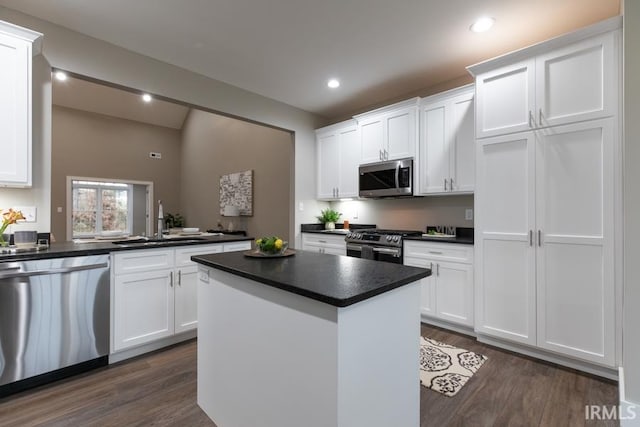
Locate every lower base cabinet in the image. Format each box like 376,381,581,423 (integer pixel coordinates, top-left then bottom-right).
301,233,347,255
404,241,474,327
112,241,251,352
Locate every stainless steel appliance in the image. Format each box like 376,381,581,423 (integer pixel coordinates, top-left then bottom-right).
345,229,422,264
359,158,413,198
0,255,110,396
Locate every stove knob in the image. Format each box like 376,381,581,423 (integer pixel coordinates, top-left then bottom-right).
393,236,400,242
358,234,363,240
386,236,392,242
346,233,352,238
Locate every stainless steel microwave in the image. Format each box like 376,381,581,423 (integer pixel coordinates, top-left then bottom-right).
359,158,413,198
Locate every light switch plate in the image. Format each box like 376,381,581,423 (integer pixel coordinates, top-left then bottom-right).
14,206,36,222
465,209,473,221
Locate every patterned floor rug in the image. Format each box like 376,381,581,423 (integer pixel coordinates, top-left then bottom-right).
419,337,488,397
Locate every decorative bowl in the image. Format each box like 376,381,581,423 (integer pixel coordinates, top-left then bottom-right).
255,236,288,256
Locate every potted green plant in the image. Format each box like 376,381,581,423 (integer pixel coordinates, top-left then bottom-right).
316,208,342,230
164,213,185,231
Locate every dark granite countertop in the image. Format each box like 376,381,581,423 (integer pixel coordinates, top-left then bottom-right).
0,235,253,262
191,250,430,307
301,223,376,234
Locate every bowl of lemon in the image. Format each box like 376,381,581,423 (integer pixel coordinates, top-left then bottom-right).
255,236,289,256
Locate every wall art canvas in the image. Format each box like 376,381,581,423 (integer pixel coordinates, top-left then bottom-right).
220,170,253,216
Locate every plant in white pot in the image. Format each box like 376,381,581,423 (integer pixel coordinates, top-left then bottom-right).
317,208,342,230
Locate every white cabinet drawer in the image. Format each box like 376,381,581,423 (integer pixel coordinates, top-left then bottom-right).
302,233,346,248
404,241,473,263
114,249,175,275
223,241,252,252
175,244,224,267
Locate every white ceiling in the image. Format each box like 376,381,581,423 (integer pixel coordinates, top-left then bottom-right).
0,0,621,120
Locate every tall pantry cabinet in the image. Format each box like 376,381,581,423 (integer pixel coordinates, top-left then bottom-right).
469,18,621,369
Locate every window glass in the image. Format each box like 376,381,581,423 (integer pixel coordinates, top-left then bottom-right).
71,180,132,237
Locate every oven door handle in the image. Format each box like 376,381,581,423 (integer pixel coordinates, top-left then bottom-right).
395,163,400,190
372,247,401,256
346,244,363,251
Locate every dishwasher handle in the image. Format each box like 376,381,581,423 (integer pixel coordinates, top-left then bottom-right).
0,262,109,279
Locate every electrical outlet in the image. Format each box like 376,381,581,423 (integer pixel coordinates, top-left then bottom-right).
465,209,473,221
352,210,359,220
298,202,304,211
14,206,36,222
149,152,162,159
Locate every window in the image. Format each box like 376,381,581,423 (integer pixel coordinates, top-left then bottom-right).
71,180,132,237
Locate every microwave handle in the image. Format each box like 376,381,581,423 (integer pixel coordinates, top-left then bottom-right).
395,163,400,190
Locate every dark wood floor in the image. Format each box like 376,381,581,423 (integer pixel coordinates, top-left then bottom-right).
0,325,619,426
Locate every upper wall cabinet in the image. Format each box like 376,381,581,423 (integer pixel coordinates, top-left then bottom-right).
418,85,475,195
354,98,419,164
0,21,42,188
471,27,617,139
316,120,360,200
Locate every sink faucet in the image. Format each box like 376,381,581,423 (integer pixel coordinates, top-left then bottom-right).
157,200,164,239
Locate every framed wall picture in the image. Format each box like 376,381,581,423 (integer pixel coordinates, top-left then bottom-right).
220,170,253,216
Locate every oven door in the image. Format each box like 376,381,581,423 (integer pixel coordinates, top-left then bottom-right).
346,244,402,264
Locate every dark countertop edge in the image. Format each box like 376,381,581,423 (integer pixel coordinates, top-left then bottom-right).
301,230,350,236
192,255,430,308
0,235,253,262
404,236,474,245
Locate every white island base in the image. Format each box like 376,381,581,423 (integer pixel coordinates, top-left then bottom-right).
197,268,421,427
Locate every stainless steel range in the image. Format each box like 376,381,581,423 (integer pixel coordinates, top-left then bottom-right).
345,229,423,264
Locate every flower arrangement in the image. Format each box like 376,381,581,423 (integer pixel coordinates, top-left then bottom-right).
0,208,25,246
255,236,287,255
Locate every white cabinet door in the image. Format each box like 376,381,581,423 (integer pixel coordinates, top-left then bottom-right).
175,265,198,333
535,119,615,366
535,32,616,128
338,125,360,198
113,268,175,351
476,59,535,139
0,25,40,187
302,233,346,255
223,241,252,252
420,101,448,194
359,115,385,164
317,131,340,199
385,107,416,160
450,92,475,193
475,131,537,345
435,261,473,326
403,256,436,317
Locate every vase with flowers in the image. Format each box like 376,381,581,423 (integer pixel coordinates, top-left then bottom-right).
0,208,25,246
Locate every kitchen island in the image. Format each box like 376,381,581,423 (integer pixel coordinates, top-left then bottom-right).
192,250,430,427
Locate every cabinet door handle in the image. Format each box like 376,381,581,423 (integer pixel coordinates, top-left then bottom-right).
436,263,440,276
539,108,543,126
379,149,383,160
169,271,173,287
428,251,443,255
178,270,182,286
529,230,533,246
384,149,388,160
529,110,534,128
538,230,542,247
444,178,448,191
450,178,454,191
336,188,339,198
429,262,433,270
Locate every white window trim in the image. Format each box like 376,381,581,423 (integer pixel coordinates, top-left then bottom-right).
66,176,154,241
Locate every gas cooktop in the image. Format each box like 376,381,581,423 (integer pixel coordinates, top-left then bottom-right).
345,229,423,247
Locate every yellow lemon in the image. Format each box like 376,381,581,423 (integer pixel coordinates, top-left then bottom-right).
274,239,283,250
256,238,262,245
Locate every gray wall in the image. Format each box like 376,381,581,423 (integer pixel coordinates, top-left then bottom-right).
623,0,640,409
132,184,148,236
51,105,182,240
180,109,292,241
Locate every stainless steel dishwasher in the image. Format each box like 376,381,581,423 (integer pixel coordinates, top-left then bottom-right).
0,254,110,396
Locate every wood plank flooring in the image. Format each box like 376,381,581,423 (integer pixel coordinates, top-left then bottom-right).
0,325,619,426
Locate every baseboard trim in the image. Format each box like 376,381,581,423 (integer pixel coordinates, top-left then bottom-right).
476,333,618,380
109,330,197,364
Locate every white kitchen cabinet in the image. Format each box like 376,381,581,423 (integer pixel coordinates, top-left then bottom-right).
0,21,42,187
112,242,248,352
355,98,419,164
475,119,616,366
404,241,474,327
418,85,475,194
472,30,617,139
316,120,360,200
301,233,346,256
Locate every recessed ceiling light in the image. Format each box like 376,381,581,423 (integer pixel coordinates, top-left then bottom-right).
54,71,67,81
327,79,340,89
470,16,495,33
142,93,152,103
